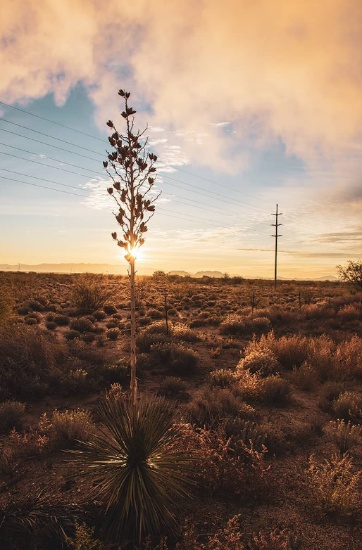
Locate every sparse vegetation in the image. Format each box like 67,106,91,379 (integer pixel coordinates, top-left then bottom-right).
0,271,361,548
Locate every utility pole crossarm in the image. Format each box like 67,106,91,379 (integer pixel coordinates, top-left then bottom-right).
271,203,283,289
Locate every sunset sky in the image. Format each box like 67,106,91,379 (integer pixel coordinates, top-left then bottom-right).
1,0,361,279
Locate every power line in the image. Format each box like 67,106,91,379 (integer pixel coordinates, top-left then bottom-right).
0,127,101,163
0,167,89,193
0,174,86,197
0,143,103,177
0,118,104,157
0,99,105,142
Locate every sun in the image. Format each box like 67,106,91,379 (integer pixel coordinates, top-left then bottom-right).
127,245,144,261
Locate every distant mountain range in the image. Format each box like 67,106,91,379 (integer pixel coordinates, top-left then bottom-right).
0,264,338,281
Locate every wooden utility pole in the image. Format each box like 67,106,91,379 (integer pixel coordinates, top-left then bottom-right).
271,204,282,289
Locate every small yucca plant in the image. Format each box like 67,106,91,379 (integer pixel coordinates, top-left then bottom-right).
72,394,192,544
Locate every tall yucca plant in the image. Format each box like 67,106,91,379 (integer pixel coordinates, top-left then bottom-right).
104,89,159,408
72,395,192,544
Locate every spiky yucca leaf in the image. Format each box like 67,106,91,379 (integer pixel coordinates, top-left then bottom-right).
72,395,192,542
0,491,79,548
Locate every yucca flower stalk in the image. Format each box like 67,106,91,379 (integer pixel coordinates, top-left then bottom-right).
104,89,160,408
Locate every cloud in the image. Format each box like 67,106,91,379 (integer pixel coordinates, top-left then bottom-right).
1,0,361,174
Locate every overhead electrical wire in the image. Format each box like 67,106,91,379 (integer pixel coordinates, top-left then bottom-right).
0,174,86,197
0,99,105,142
0,101,322,227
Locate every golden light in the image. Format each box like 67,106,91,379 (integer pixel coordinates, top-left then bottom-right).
127,245,143,261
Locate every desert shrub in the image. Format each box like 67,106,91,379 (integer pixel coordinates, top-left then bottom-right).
94,310,106,321
237,370,262,401
259,375,291,406
148,307,163,319
209,368,236,388
65,329,81,341
24,316,38,325
0,401,25,434
97,360,129,385
136,331,172,353
27,300,45,312
106,328,120,340
237,349,279,377
338,304,360,321
141,321,199,343
325,419,362,455
53,313,70,326
157,377,190,401
318,381,346,412
106,320,118,329
179,423,269,499
104,304,117,315
307,453,361,517
307,335,335,381
69,318,94,333
335,336,362,379
263,333,309,369
0,288,14,326
248,528,299,550
331,391,362,423
48,409,94,449
67,340,106,366
0,325,67,400
222,417,267,454
149,341,199,376
72,274,113,314
67,522,106,550
171,323,200,342
81,332,96,343
202,514,244,549
17,305,31,315
58,368,91,395
289,362,318,391
45,321,57,331
220,315,250,336
186,387,255,427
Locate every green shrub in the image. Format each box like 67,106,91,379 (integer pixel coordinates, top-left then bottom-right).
0,401,25,434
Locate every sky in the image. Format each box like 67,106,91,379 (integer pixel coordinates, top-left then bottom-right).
0,0,361,279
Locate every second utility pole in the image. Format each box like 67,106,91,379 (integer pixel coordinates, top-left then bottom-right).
271,204,282,289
